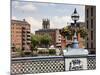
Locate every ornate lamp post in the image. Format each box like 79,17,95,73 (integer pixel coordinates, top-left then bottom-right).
63,8,88,71
63,8,88,56
71,8,79,48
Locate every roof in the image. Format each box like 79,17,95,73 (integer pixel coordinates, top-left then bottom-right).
35,29,59,32
11,19,30,25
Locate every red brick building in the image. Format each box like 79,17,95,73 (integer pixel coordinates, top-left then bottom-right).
11,19,31,52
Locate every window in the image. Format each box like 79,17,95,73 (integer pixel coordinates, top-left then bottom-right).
27,31,30,33
16,31,20,33
91,7,93,16
87,43,88,48
91,31,93,40
22,27,25,29
23,39,25,41
91,19,93,28
87,37,88,40
22,42,25,45
87,9,89,18
59,35,61,38
87,20,88,29
91,42,93,49
58,39,61,41
27,39,30,41
27,43,30,45
16,35,19,37
22,48,24,50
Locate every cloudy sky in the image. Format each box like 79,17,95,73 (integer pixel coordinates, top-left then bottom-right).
12,0,85,33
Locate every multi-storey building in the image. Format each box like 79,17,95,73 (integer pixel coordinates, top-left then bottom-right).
11,19,31,52
85,5,96,54
56,29,62,48
35,19,61,48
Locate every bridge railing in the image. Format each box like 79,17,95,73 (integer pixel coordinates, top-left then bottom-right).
11,55,96,74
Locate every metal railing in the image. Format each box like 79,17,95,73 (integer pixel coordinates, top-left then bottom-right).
11,55,96,74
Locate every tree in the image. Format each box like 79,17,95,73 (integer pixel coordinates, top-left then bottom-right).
60,25,88,40
31,34,40,50
40,34,52,48
31,34,52,48
49,49,56,55
16,48,24,57
77,27,88,39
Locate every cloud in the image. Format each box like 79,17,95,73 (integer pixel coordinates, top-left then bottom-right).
12,1,37,12
79,16,85,22
50,15,84,29
25,16,69,33
12,1,19,6
50,16,72,29
12,16,17,20
33,2,56,7
25,15,84,33
25,16,68,33
18,3,37,12
49,3,56,6
25,17,42,33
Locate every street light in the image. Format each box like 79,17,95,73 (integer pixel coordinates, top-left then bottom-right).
71,8,79,24
63,8,88,56
71,8,80,48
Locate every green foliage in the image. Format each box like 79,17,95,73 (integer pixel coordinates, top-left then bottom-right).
31,34,52,49
24,51,32,57
77,27,88,39
38,49,49,54
16,48,24,57
40,34,52,48
31,34,41,49
49,49,56,55
60,25,88,40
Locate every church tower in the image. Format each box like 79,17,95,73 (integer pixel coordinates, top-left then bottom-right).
42,19,50,29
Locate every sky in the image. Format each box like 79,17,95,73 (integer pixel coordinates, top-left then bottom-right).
12,0,85,33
